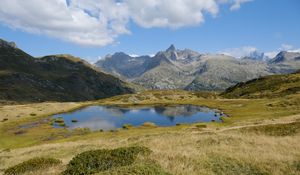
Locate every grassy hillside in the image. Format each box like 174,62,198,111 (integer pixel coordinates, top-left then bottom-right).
0,39,135,103
221,71,300,98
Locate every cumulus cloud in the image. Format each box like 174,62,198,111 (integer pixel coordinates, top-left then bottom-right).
126,0,219,28
0,0,252,47
220,46,258,58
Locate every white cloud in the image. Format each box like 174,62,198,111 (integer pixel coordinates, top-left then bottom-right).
280,43,293,51
220,46,258,58
0,0,253,47
264,51,278,59
126,0,219,28
265,44,300,58
290,48,300,53
230,0,252,11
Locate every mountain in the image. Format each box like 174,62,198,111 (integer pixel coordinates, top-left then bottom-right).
96,52,151,79
268,51,300,63
185,55,271,91
221,70,300,98
0,39,135,103
96,45,300,91
267,51,300,74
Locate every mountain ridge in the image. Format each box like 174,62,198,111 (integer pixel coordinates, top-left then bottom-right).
96,45,300,90
0,39,135,103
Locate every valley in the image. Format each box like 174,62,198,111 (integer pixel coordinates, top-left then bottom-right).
0,87,300,174
1,1,299,174
0,39,299,175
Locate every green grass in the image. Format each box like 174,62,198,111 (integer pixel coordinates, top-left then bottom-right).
63,146,151,175
241,121,300,136
4,157,61,175
222,71,300,99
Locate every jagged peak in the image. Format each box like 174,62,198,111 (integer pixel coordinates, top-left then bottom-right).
166,44,176,52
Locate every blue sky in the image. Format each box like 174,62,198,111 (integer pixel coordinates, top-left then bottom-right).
0,0,299,62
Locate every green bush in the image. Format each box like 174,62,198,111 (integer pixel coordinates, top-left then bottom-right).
4,157,61,175
97,163,171,175
63,146,151,175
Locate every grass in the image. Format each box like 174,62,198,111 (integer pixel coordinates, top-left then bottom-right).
63,146,151,174
96,162,171,175
0,90,299,174
240,121,300,136
221,71,300,99
4,157,62,175
205,154,269,175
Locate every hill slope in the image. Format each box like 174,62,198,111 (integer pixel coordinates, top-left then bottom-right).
0,39,135,102
221,71,300,98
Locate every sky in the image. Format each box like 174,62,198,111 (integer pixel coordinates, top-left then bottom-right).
0,0,300,63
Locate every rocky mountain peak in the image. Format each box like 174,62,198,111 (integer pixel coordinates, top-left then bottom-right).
0,39,17,49
166,44,176,52
269,51,300,63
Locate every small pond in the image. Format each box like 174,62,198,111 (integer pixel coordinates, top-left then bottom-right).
51,105,225,131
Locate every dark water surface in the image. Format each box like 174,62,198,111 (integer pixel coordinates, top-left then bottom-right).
51,105,224,131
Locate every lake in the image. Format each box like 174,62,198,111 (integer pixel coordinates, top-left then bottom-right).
51,105,225,131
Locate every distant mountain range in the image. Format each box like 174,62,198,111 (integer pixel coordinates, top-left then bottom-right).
96,45,300,91
0,39,135,103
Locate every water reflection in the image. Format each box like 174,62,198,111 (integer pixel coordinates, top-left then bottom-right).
51,105,223,131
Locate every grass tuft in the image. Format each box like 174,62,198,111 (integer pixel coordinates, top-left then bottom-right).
4,157,61,175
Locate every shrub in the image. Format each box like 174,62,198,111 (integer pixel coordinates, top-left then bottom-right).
4,157,61,175
63,146,151,175
97,163,171,175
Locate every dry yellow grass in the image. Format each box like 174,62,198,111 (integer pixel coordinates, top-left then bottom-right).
0,90,299,174
1,119,299,175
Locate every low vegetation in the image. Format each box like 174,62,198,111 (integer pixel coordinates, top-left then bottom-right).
4,157,61,175
241,121,300,136
222,71,300,98
96,163,171,175
0,74,299,174
63,146,151,174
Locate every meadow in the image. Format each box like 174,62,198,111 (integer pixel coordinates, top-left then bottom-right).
0,90,299,175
